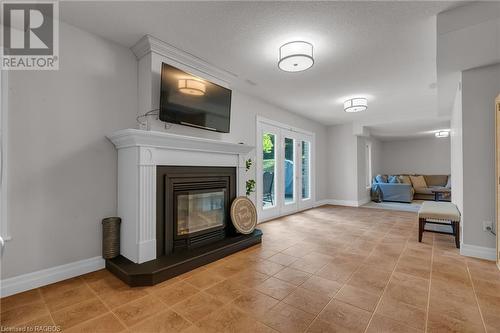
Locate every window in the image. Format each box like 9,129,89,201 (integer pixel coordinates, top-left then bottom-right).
365,142,372,188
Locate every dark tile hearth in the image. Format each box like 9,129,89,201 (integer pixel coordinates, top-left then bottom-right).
106,230,262,286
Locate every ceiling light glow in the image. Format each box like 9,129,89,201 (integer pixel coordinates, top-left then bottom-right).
435,131,450,138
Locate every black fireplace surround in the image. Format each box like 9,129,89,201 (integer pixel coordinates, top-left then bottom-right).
157,166,237,255
106,165,262,286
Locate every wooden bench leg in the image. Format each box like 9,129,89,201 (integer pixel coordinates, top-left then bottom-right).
419,218,424,242
453,221,460,248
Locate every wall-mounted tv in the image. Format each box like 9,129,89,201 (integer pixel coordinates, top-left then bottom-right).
159,63,232,133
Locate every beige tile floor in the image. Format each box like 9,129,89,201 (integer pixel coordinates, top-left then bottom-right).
2,205,500,332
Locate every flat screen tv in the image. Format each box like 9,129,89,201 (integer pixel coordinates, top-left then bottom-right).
159,63,231,133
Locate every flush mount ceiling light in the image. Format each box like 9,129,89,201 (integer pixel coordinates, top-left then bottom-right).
344,98,368,113
278,41,314,72
435,130,450,138
178,79,206,96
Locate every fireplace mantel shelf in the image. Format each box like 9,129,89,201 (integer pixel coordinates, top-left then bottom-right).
107,129,254,154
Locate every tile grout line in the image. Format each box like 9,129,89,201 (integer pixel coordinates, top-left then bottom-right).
151,277,267,331
165,272,278,332
38,277,110,330
36,287,57,327
301,231,384,333
83,276,140,331
362,234,411,333
424,233,435,333
466,261,489,332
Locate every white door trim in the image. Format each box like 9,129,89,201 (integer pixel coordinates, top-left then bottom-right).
257,122,281,221
256,115,315,137
0,62,10,242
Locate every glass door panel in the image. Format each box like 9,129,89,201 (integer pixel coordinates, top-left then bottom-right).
280,129,298,214
284,137,295,205
262,132,276,209
301,140,311,200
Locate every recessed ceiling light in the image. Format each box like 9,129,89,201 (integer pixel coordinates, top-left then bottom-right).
344,98,368,113
278,41,314,72
435,131,449,138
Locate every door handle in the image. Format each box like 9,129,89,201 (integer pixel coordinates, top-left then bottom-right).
0,236,4,257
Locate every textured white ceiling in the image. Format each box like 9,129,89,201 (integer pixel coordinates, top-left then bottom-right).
60,1,461,134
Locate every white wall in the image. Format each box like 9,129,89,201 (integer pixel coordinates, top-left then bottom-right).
379,137,451,175
325,125,381,205
370,137,383,176
450,84,463,243
461,63,499,250
356,136,382,203
437,2,500,116
3,23,328,280
3,22,138,279
326,124,358,203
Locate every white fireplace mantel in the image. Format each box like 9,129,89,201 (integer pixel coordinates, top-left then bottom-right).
107,129,254,263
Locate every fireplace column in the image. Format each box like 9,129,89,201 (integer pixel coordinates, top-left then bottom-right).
117,146,157,263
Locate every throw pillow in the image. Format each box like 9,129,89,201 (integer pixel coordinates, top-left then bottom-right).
388,175,400,183
445,175,451,188
399,175,412,185
410,175,427,188
375,174,388,183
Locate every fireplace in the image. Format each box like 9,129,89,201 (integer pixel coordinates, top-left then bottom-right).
107,129,262,286
157,166,237,256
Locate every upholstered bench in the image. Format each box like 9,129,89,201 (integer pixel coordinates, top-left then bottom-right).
418,201,461,248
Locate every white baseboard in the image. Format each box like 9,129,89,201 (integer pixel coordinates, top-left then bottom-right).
314,199,332,207
357,197,371,207
1,256,105,297
460,243,496,261
315,199,367,207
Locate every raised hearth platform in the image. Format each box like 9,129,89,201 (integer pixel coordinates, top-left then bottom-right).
106,229,262,286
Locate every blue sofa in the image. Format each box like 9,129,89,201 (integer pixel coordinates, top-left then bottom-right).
371,182,413,203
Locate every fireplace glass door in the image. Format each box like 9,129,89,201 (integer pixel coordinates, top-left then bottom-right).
176,189,226,236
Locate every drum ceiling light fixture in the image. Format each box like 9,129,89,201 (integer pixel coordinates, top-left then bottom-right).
278,41,314,72
344,97,368,113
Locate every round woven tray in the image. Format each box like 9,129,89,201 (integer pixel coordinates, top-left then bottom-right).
230,196,257,234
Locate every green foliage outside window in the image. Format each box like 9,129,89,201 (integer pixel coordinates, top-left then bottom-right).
263,133,274,154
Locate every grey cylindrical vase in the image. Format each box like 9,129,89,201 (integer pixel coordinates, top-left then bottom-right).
102,217,121,259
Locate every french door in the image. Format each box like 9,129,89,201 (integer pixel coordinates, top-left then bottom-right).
257,119,314,221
